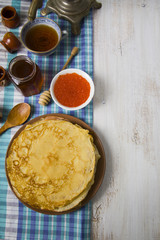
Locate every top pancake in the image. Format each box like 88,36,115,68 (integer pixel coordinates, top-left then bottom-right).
6,119,98,210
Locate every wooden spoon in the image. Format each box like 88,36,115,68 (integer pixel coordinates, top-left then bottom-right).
0,103,31,135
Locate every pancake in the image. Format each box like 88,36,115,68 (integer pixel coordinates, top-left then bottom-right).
53,144,100,212
6,118,100,211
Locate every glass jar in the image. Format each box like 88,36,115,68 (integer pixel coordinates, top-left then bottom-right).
8,55,44,97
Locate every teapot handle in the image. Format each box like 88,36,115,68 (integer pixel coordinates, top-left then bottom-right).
61,30,68,40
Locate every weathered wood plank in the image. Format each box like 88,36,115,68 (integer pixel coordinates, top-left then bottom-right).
93,0,160,239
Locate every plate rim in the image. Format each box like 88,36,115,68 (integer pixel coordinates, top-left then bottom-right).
5,113,106,215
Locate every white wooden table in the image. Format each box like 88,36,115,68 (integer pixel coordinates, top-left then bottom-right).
92,1,160,239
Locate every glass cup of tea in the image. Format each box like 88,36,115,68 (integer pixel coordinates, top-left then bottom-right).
20,18,68,56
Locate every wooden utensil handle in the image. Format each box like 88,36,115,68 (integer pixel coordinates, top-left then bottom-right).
62,47,79,70
0,123,8,135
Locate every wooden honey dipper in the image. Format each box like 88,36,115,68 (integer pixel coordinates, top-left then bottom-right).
38,47,79,106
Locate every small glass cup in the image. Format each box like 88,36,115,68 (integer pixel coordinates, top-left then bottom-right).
8,55,44,97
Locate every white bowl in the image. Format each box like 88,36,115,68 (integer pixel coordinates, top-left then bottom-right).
50,68,95,111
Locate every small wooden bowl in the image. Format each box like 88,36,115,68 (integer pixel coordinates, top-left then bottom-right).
5,114,106,215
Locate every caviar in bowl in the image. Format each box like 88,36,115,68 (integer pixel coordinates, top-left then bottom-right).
50,69,95,111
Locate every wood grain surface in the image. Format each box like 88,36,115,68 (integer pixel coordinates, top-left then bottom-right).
92,0,160,239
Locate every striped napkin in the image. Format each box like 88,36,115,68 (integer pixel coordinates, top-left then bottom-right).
0,0,93,239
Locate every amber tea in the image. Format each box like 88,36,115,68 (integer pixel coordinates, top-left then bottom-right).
25,24,59,52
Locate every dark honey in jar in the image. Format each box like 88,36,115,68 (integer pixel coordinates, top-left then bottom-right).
8,55,43,96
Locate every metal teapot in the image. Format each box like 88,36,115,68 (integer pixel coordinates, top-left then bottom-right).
28,0,102,35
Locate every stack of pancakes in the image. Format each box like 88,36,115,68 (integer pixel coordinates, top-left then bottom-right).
6,118,100,212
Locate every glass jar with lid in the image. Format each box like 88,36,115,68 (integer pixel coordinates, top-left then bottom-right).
8,55,43,96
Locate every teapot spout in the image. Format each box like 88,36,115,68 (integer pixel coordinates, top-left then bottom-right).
28,0,43,21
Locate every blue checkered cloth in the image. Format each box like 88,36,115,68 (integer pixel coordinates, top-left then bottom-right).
0,0,93,239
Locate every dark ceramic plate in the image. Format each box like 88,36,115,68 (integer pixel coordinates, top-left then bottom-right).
5,113,106,215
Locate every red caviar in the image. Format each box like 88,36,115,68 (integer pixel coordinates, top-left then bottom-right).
54,73,91,107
